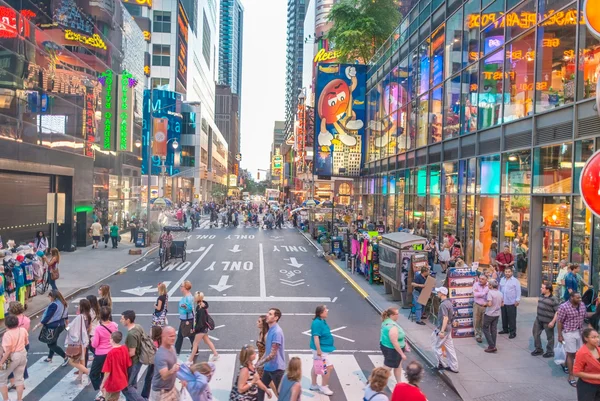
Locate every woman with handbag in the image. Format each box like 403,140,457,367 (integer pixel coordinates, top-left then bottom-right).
34,289,69,366
6,302,29,391
152,282,168,327
188,291,218,363
90,306,118,400
0,315,28,401
46,248,60,291
65,298,91,384
175,280,195,355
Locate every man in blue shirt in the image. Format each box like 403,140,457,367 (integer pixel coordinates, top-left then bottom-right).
256,308,286,401
499,267,521,339
411,266,429,325
564,264,580,302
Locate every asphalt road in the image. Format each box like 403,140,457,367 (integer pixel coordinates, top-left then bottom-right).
21,221,460,401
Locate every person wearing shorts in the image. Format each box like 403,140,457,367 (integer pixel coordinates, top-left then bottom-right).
557,292,587,387
380,307,408,385
309,305,335,396
91,219,102,249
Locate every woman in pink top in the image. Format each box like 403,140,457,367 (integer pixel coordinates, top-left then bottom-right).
0,315,29,401
90,306,118,400
7,302,30,391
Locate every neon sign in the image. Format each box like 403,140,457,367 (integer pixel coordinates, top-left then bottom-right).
0,7,35,38
84,90,96,157
313,48,343,63
176,1,188,90
119,71,132,151
100,70,113,149
467,9,581,30
64,30,107,50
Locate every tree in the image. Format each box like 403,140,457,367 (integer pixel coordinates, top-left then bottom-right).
327,0,401,63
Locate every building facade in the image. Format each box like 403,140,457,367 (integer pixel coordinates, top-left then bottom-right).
218,0,244,96
215,83,240,190
284,0,306,137
0,0,145,249
362,0,600,296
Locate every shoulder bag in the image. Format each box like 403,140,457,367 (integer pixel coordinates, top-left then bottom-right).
39,305,62,344
49,260,60,280
65,317,84,359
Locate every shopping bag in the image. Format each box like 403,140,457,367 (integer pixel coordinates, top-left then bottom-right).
554,342,566,365
313,358,326,375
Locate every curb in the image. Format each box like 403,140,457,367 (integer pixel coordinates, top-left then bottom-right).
299,228,462,399
4,245,158,334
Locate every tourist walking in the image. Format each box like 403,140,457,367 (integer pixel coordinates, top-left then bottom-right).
379,307,409,385
256,308,286,401
6,302,30,391
256,315,269,377
278,357,302,401
557,292,587,387
35,289,68,365
65,298,91,383
141,326,163,399
46,248,60,291
120,310,148,401
431,287,459,373
91,219,102,249
90,306,118,399
149,327,180,401
482,279,503,353
499,267,520,338
175,281,195,355
152,283,168,327
472,274,489,343
230,345,272,401
363,367,390,401
573,328,600,400
103,225,109,248
531,281,559,358
411,266,429,326
86,294,100,367
0,315,29,401
391,361,427,401
189,291,219,363
98,284,113,309
100,331,132,401
110,222,119,249
309,305,335,395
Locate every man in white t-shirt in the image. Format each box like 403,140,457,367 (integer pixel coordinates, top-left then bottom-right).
90,219,102,249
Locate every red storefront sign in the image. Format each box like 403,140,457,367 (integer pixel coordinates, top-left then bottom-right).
580,150,600,218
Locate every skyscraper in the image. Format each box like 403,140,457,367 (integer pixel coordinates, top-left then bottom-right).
219,0,244,96
284,0,306,137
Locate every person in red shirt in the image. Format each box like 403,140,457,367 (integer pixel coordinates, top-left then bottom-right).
101,331,132,401
573,328,600,400
495,245,515,274
391,361,427,401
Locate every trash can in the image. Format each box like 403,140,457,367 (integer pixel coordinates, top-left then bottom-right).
331,236,343,257
135,228,147,248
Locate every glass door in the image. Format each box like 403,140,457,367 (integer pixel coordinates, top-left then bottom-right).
541,227,570,287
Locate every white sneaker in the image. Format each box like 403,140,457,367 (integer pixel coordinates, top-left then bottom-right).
309,384,320,391
320,385,334,396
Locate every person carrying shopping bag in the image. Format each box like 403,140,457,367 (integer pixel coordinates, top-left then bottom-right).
65,299,91,384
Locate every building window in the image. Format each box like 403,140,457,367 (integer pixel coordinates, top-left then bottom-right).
464,0,480,65
153,11,171,33
430,85,443,144
462,64,478,134
202,11,211,65
445,9,463,79
577,22,600,100
505,30,535,122
151,78,170,89
444,74,461,139
478,50,504,129
152,45,170,66
533,143,572,194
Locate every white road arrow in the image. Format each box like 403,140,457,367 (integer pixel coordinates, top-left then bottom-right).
302,326,354,343
209,275,233,292
186,247,206,254
121,281,172,296
229,245,241,253
280,278,305,287
286,257,303,268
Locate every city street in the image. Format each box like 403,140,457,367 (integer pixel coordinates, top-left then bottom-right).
22,224,459,401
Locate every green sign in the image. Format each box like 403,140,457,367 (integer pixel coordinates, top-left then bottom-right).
100,70,114,150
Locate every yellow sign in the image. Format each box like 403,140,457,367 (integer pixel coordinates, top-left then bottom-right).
64,30,107,50
143,31,151,41
585,0,600,39
314,48,343,63
467,9,581,30
122,0,152,7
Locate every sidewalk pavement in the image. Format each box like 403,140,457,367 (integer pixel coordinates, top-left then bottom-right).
0,231,157,333
299,230,577,401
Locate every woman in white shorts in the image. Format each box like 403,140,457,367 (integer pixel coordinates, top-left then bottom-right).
309,305,335,396
0,315,29,401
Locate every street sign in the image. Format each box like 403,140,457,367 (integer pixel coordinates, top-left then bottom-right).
579,150,600,218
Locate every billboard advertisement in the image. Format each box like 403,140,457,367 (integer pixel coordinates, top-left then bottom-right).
142,89,183,176
314,63,367,177
176,1,189,94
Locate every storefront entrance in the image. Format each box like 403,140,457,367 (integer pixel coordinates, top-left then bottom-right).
541,227,570,288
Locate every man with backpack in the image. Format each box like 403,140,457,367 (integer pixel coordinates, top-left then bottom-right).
120,310,155,401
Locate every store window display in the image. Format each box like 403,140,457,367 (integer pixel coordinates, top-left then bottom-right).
430,85,443,143
533,143,572,193
505,30,536,121
577,23,600,101
475,195,500,266
462,65,479,134
574,140,595,194
479,50,505,129
572,196,591,281
541,196,571,286
506,0,535,41
417,94,429,148
444,75,461,139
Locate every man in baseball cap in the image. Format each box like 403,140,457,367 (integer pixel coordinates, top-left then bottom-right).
432,286,459,373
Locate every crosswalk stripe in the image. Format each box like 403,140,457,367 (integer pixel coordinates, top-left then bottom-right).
22,356,63,399
368,354,406,390
38,367,86,401
289,353,331,401
328,354,368,400
209,353,237,401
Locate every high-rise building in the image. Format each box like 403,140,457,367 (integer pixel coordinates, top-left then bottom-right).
216,84,240,185
218,0,244,96
284,0,306,137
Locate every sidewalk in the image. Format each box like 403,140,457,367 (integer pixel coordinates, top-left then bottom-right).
299,230,577,401
0,232,156,332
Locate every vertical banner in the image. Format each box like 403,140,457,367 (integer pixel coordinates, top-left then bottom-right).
117,70,135,151
84,86,96,157
99,69,116,150
314,63,367,176
152,118,168,156
176,0,189,94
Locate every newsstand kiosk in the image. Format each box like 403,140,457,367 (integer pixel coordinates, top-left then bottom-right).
378,233,428,308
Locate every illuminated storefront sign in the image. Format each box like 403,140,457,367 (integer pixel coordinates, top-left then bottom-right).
313,48,343,63
0,7,35,38
176,1,188,92
122,0,152,7
467,9,581,30
84,88,96,157
64,30,107,50
143,30,151,41
229,174,237,187
99,70,114,149
118,70,135,151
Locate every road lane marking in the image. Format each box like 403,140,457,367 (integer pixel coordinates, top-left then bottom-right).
38,367,85,401
332,297,338,303
168,244,214,297
289,353,331,401
259,243,266,297
108,296,333,303
368,354,407,389
208,353,237,401
302,326,355,343
22,356,63,398
328,354,367,399
135,262,154,272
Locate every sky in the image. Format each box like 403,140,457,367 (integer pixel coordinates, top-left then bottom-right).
239,0,287,180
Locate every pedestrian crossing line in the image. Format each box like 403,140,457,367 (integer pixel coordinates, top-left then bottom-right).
38,367,85,401
22,356,63,399
368,354,407,390
289,353,333,401
330,354,368,400
208,353,237,401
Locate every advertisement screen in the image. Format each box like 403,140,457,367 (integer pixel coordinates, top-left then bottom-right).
314,63,367,176
176,1,188,93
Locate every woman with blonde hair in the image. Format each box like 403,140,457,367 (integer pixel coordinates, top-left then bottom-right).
98,284,112,309
229,345,272,400
175,280,195,355
380,307,409,385
364,367,391,401
189,291,218,363
152,282,168,327
278,357,302,401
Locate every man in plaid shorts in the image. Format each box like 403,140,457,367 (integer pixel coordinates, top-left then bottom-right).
557,292,587,387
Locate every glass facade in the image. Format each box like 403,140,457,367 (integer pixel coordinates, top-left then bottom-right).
363,0,600,296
